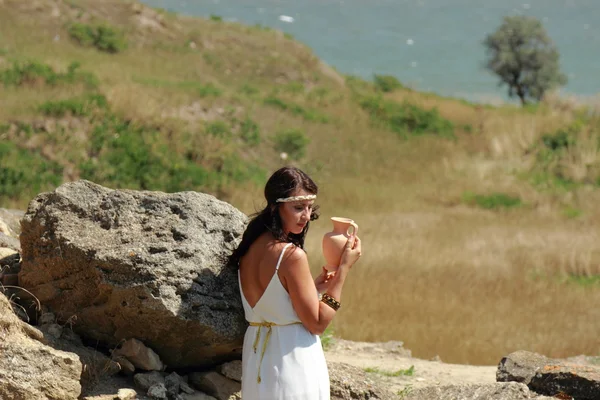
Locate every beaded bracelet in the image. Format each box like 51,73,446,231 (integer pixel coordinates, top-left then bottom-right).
320,293,341,311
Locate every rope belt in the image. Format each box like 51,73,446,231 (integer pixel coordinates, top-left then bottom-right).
249,321,302,383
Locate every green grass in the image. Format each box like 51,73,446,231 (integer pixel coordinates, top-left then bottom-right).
565,274,600,288
68,22,127,53
274,128,309,160
39,93,108,117
320,325,336,351
264,95,330,123
0,60,97,88
359,95,454,138
364,365,415,377
462,192,523,210
373,74,404,92
0,141,63,201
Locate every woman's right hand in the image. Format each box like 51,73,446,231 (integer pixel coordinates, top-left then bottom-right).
339,235,362,268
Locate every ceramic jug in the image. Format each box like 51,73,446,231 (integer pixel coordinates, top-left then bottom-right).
322,217,359,272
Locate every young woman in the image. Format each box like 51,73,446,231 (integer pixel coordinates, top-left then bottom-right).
229,166,362,400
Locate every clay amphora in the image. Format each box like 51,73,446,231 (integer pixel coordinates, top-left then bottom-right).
322,217,358,272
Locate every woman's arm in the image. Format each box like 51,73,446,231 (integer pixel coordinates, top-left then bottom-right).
282,236,361,335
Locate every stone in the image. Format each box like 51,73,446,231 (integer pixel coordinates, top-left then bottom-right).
180,392,218,400
0,232,20,251
0,208,24,236
148,383,168,399
18,180,248,368
117,388,138,400
134,370,165,391
189,371,241,400
497,350,600,400
0,293,82,400
112,338,164,371
217,360,242,382
165,371,184,397
38,311,56,325
403,382,554,400
180,379,196,394
41,322,63,339
328,361,396,400
38,321,122,390
115,355,136,375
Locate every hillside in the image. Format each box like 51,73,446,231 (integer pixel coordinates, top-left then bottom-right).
1,0,599,365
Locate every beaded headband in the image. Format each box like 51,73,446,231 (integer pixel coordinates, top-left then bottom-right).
275,194,317,203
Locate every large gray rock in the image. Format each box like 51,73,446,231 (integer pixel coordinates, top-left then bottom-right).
328,361,396,400
403,382,553,400
497,350,600,400
0,293,82,400
18,180,248,368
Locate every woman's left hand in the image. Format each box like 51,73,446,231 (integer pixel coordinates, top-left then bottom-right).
314,267,336,293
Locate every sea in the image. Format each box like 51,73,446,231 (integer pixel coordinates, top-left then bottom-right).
140,0,600,104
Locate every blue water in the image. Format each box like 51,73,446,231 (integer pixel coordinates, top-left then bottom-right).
141,0,600,103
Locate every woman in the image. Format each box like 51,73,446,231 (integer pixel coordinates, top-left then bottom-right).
229,166,362,400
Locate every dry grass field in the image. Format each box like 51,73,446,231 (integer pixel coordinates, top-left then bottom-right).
1,0,599,366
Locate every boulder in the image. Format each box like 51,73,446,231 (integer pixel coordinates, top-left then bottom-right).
497,350,600,400
403,382,553,400
217,360,242,382
112,338,164,371
189,371,241,400
0,207,24,236
0,293,82,400
18,180,248,368
0,232,20,251
402,382,552,400
328,361,396,400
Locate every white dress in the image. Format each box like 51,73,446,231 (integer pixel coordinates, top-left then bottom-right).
238,242,330,400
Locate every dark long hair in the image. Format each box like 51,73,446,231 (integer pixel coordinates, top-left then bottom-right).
229,166,320,268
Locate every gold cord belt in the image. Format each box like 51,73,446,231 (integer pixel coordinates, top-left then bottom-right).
249,321,302,383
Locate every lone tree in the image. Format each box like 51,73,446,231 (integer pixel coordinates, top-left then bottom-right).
483,16,567,105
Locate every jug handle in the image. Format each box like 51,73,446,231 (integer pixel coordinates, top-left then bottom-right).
347,222,358,237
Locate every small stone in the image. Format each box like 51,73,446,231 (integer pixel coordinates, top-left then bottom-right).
43,323,63,339
113,338,164,371
180,379,195,394
38,312,56,326
115,356,136,375
148,383,168,399
165,372,183,397
117,388,137,400
217,360,242,382
134,371,165,391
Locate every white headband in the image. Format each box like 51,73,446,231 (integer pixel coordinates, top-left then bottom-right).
275,194,317,203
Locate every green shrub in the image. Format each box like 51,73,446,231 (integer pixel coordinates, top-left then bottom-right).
39,93,108,117
197,83,222,97
240,83,259,96
68,22,127,53
210,15,223,22
373,74,403,92
462,192,522,210
320,326,335,351
0,60,97,88
81,115,264,192
359,96,454,137
0,141,63,201
274,129,309,160
562,207,582,219
205,121,231,138
541,129,576,151
264,96,329,123
240,117,261,146
364,365,415,377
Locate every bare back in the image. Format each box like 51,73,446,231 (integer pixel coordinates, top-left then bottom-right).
238,233,297,308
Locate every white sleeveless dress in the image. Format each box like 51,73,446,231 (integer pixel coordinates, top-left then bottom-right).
238,242,330,400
